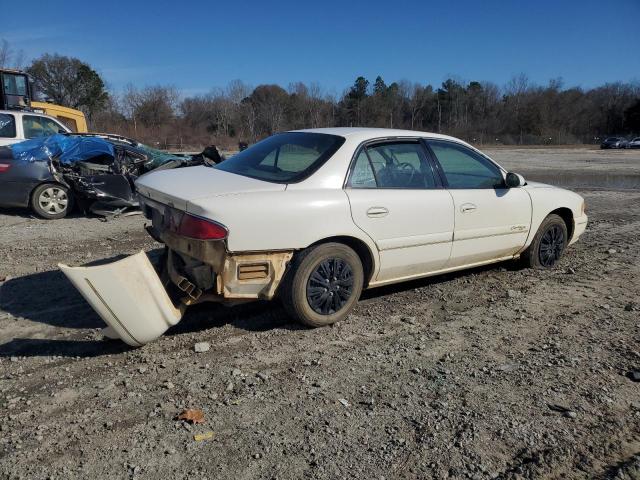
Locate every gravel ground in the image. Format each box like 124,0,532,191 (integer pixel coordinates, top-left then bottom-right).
0,148,639,479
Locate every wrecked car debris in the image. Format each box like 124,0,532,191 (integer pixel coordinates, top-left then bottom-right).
0,133,224,218
59,251,186,346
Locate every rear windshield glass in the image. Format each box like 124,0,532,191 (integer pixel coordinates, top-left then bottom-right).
214,132,345,183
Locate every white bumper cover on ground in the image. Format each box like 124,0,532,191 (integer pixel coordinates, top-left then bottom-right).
59,251,184,346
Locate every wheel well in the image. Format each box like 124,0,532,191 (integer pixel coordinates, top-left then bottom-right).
549,207,574,240
309,236,376,286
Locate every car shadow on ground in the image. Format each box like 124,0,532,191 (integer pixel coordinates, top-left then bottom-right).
0,206,90,220
360,260,520,302
0,206,37,220
0,253,522,358
0,251,303,357
0,302,302,359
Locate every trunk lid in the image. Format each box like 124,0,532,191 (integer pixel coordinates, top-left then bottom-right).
135,165,285,211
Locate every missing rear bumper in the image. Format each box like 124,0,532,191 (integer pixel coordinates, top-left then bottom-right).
59,251,185,346
59,245,293,345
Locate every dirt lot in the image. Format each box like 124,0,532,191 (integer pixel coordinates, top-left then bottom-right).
0,147,639,479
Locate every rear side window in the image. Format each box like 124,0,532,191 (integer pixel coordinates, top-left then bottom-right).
349,142,437,189
22,115,64,139
0,113,16,138
428,140,504,189
57,116,78,133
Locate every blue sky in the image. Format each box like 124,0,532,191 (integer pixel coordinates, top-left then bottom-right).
3,0,639,96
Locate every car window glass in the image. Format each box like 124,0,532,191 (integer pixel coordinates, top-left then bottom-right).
272,143,319,171
349,150,377,188
260,149,277,167
22,115,63,139
2,74,28,96
428,140,503,189
57,116,78,133
364,142,436,189
215,132,345,183
0,113,16,138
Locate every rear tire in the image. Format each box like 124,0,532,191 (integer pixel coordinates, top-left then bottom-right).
31,183,72,220
280,243,364,327
521,214,568,269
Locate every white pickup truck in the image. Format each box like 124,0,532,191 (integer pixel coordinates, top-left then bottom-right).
0,110,71,147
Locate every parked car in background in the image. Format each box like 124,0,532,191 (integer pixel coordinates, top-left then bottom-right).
626,137,640,149
600,137,628,149
0,109,71,147
60,128,588,346
0,133,216,219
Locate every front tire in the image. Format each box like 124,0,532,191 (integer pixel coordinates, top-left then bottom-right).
521,214,568,269
31,183,72,219
281,243,364,327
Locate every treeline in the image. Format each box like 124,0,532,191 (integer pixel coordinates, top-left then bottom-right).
3,46,639,149
93,75,640,149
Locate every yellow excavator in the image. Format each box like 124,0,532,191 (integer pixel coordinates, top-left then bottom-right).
0,68,88,133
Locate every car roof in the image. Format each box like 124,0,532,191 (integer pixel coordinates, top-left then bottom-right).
291,127,465,144
0,109,58,120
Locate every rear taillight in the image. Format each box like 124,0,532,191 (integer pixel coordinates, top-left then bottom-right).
0,163,10,173
178,214,228,240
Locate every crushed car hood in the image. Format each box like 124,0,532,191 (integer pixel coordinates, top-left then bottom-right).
136,166,285,211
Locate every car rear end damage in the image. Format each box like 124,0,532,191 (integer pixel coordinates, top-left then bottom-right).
59,252,185,347
142,195,293,304
59,193,293,346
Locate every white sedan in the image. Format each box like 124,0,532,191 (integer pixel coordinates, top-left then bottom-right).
60,128,588,346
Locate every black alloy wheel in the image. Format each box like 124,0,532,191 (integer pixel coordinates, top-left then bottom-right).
538,224,565,267
306,258,355,315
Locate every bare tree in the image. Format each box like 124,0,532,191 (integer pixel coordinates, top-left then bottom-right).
0,39,25,69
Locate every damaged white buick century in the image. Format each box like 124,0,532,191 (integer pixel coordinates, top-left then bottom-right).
60,128,588,346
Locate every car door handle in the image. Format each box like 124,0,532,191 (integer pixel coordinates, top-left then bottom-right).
460,203,477,213
366,207,389,218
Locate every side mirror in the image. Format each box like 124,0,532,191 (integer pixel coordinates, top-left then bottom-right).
505,172,525,188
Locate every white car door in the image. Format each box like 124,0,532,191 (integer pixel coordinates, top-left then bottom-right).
426,140,531,268
346,140,454,283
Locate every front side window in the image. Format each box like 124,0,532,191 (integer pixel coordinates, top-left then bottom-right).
215,132,345,183
428,140,504,189
349,142,437,189
22,115,64,139
0,113,16,138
